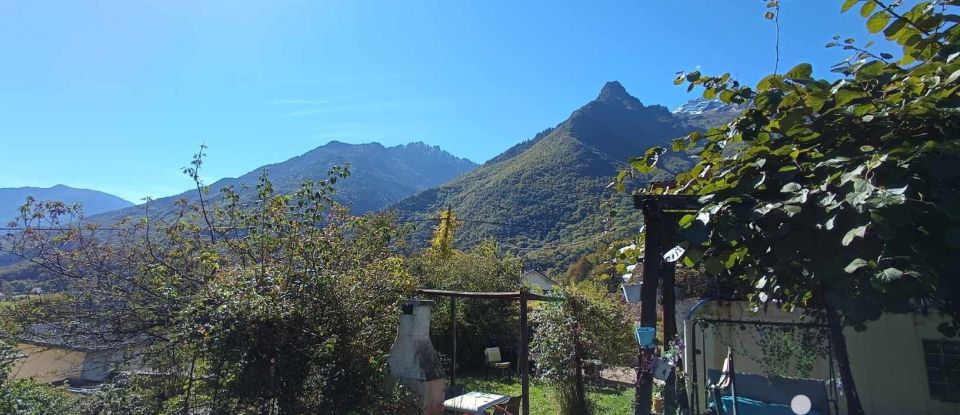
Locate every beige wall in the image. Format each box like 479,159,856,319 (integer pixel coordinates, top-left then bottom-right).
682,300,960,415
10,344,146,385
10,344,86,383
845,312,959,415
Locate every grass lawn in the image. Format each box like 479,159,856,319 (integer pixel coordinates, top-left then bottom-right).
456,372,634,415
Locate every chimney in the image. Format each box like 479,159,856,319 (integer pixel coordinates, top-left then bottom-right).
387,299,446,415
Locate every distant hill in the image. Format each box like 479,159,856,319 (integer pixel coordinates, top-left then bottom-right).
390,81,706,272
0,184,133,223
97,141,477,221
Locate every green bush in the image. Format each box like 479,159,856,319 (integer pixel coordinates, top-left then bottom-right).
530,283,633,415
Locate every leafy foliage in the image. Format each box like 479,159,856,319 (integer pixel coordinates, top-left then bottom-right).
2,161,418,413
0,378,72,415
619,2,960,413
622,0,960,334
530,283,634,415
0,342,72,415
408,241,524,370
75,374,172,415
429,206,460,258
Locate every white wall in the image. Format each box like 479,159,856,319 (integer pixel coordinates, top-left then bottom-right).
523,271,554,293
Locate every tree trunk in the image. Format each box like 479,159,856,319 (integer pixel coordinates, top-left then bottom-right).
184,356,196,415
573,325,587,414
825,306,864,415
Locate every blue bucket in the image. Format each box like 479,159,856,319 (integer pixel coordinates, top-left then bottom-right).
635,326,656,349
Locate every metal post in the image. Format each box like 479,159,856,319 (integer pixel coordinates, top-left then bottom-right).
451,296,457,386
727,347,739,415
689,321,699,413
519,288,530,415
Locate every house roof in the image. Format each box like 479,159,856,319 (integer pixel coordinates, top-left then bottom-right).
522,269,556,284
19,323,150,353
522,270,557,291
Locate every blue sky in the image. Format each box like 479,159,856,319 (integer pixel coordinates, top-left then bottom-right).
0,0,897,202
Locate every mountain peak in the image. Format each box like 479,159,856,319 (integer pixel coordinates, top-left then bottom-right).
598,81,627,98
595,81,642,108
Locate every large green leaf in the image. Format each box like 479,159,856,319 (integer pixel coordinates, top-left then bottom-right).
785,63,813,81
842,0,859,12
867,11,891,33
842,225,867,246
879,267,904,281
859,1,876,17
845,258,869,273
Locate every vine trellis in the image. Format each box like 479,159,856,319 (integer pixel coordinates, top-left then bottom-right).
691,318,841,415
702,320,829,379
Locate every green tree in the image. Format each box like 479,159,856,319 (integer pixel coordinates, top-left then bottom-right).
620,1,960,413
409,241,524,371
430,206,460,258
565,256,595,285
3,159,417,413
530,283,633,415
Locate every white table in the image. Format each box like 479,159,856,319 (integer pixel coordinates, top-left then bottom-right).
443,391,509,414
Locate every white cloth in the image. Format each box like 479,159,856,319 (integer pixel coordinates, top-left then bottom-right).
443,392,509,414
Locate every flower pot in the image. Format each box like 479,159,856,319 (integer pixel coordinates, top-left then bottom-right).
635,326,656,349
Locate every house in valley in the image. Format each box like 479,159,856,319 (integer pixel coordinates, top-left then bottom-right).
521,270,556,294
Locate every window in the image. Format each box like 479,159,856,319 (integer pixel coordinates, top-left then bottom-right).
923,339,960,401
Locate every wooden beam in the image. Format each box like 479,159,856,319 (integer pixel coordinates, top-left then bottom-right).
415,288,560,302
417,289,522,299
633,193,700,213
635,197,662,415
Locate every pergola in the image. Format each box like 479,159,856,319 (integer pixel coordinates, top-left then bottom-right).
416,287,560,415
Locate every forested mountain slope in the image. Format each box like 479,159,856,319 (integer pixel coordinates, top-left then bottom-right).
391,81,710,270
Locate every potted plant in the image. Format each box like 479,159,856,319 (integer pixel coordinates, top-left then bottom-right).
652,382,664,414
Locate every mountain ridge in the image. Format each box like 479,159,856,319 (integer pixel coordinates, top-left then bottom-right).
95,140,477,221
0,184,133,222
